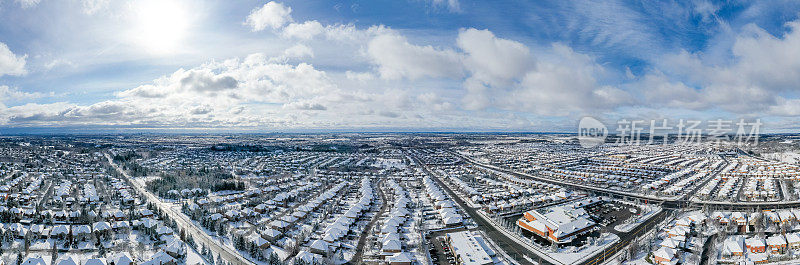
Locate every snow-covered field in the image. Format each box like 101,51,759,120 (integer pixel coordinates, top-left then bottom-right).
546,233,620,265
763,152,800,165
372,158,407,169
614,205,662,233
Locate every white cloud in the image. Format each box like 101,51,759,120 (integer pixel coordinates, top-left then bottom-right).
769,98,800,116
637,72,704,109
38,52,342,127
503,44,631,115
457,28,535,86
81,0,109,14
246,1,293,31
0,85,46,102
0,48,535,129
1,102,77,125
43,59,74,70
357,27,633,115
284,101,327,110
18,1,800,130
345,71,375,82
527,0,664,59
730,22,800,92
692,0,719,23
461,77,491,110
179,70,238,92
14,0,40,9
0,42,27,76
643,18,800,115
416,92,454,111
283,44,314,59
427,0,461,13
282,21,324,40
323,24,379,42
367,30,464,80
453,29,631,115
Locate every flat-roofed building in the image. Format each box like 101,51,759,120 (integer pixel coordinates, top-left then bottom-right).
446,231,495,265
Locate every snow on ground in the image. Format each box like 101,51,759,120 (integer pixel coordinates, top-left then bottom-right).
547,232,620,265
372,158,407,169
186,242,210,265
763,152,800,165
614,205,662,233
210,190,245,197
619,252,651,265
405,211,430,265
134,176,161,187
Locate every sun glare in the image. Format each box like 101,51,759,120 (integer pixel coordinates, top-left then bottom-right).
132,0,190,54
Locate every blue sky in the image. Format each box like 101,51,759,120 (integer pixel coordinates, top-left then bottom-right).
1,0,800,132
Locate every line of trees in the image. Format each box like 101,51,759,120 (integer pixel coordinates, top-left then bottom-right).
146,170,246,198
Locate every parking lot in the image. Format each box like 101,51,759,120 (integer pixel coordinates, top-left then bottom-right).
427,229,467,265
586,201,639,228
502,201,639,248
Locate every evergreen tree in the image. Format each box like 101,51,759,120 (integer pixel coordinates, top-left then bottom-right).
268,252,281,265
50,242,58,265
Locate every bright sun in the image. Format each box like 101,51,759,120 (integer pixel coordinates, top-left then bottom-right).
132,0,190,54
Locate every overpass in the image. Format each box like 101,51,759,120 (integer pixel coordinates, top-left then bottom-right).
448,151,676,203
413,152,676,265
448,150,800,211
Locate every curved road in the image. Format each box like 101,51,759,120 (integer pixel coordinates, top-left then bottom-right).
349,179,388,264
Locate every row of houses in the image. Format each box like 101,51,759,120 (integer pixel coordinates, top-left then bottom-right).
652,213,707,265
257,182,347,249
710,210,800,236
742,177,779,201
719,158,800,179
305,178,375,263
720,233,799,263
422,177,463,227
380,180,415,265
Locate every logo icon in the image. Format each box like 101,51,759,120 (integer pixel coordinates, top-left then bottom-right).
578,116,607,148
